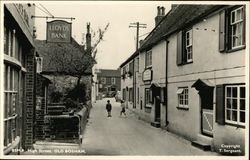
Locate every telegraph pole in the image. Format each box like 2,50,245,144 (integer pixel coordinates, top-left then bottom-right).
129,22,147,50
129,22,147,108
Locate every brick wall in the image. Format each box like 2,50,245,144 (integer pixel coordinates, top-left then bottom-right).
24,48,36,149
35,74,48,141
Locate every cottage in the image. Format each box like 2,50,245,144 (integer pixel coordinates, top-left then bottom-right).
120,4,247,154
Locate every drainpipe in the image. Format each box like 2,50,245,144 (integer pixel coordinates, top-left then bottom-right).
165,39,169,127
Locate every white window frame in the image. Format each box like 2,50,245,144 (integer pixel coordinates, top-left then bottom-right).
4,64,19,147
36,57,43,73
225,85,245,126
145,88,152,106
145,50,152,68
111,77,116,84
185,29,193,63
177,87,189,108
230,7,244,49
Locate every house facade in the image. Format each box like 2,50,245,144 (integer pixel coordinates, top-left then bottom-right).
165,5,246,154
3,3,51,154
97,69,121,97
120,4,247,154
120,54,140,109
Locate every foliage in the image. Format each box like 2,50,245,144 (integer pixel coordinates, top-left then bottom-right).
50,91,63,103
46,23,109,86
65,83,87,103
64,98,82,112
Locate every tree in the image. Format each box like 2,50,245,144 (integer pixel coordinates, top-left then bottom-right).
43,23,109,86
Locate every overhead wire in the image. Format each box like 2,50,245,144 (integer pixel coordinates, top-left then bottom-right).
39,4,54,17
34,4,51,16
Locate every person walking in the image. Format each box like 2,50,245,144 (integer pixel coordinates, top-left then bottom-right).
120,100,126,117
106,100,112,117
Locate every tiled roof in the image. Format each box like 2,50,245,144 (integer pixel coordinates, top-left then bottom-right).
120,5,225,68
35,38,94,75
140,5,225,51
97,69,121,77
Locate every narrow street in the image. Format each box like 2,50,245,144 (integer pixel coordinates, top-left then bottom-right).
81,98,218,155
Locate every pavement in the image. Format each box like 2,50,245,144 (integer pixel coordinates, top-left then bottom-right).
81,98,219,156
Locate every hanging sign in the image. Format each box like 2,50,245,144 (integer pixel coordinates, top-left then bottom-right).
143,69,152,81
46,20,72,43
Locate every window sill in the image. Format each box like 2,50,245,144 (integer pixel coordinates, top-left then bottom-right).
176,106,189,110
145,66,152,69
145,104,152,108
226,45,245,53
225,122,245,129
177,61,193,66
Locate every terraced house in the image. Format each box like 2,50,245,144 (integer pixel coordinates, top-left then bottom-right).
120,4,247,154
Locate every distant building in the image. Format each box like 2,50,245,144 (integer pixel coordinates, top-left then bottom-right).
96,69,121,97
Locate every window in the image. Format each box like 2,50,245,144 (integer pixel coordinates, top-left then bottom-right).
177,29,193,65
122,67,126,75
135,57,139,72
145,88,152,106
101,77,106,84
225,85,245,125
128,61,134,76
111,77,116,84
4,64,19,147
145,50,152,68
129,88,133,102
219,6,245,52
177,87,188,108
185,30,193,62
230,7,244,49
106,77,111,84
36,57,43,73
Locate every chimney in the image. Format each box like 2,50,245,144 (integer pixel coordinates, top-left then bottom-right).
86,22,91,54
155,6,165,26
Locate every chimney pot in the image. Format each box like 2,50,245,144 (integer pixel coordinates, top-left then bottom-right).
161,6,165,15
157,6,161,16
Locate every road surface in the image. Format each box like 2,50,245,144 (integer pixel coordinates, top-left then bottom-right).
81,98,218,155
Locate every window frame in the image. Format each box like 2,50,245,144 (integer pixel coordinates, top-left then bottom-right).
145,88,152,107
185,29,193,63
177,87,189,109
111,77,116,84
224,85,245,126
230,6,244,50
145,50,152,68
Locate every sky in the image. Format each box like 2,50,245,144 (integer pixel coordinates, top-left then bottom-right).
35,1,171,70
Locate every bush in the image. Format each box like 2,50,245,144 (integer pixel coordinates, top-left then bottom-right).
50,91,63,103
66,83,86,103
64,98,82,112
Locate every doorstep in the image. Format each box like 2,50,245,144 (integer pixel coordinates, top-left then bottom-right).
151,121,161,128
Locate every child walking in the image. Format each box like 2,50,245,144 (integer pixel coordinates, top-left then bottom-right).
120,100,126,117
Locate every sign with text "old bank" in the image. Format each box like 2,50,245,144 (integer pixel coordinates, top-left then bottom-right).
47,20,72,43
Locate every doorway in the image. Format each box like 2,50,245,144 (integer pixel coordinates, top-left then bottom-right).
155,96,161,122
199,88,214,137
192,79,214,137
